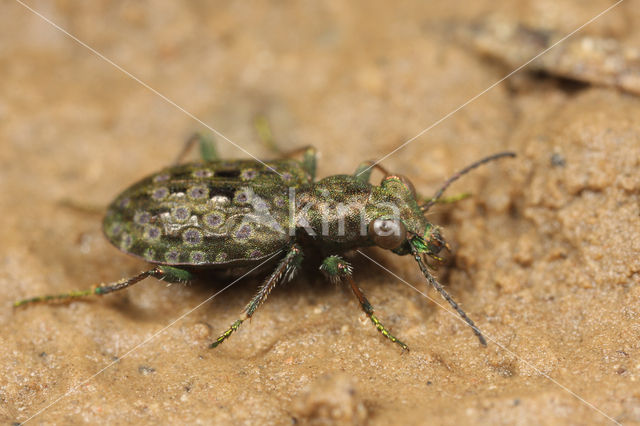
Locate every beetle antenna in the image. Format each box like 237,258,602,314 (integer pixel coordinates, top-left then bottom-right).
420,151,515,212
411,246,487,346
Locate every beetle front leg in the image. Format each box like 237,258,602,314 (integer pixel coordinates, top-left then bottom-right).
210,245,303,349
320,256,409,351
14,265,192,307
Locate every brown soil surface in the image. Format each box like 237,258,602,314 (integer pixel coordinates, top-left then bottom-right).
2,1,639,425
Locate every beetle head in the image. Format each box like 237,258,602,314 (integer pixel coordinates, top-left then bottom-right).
366,175,447,261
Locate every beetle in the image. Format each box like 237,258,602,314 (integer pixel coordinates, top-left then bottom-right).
15,134,514,351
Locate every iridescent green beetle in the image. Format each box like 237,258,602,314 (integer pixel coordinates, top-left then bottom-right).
16,134,514,351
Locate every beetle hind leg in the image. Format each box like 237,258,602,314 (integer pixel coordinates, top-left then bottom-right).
210,245,303,349
13,265,191,308
320,256,409,351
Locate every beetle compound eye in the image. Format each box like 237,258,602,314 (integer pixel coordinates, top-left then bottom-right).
382,174,417,198
395,175,417,198
368,218,406,249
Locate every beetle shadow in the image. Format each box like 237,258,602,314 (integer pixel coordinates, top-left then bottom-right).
100,246,445,347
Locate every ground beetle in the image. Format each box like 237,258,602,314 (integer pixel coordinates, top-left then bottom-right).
16,134,514,351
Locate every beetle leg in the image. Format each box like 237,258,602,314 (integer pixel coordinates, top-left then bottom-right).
13,266,190,307
173,132,219,165
353,161,391,184
252,116,317,179
254,115,280,156
299,146,317,180
320,255,409,351
276,145,317,180
210,245,303,349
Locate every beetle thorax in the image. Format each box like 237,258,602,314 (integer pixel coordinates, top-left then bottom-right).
293,175,372,248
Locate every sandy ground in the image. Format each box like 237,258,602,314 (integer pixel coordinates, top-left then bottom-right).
1,1,640,425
